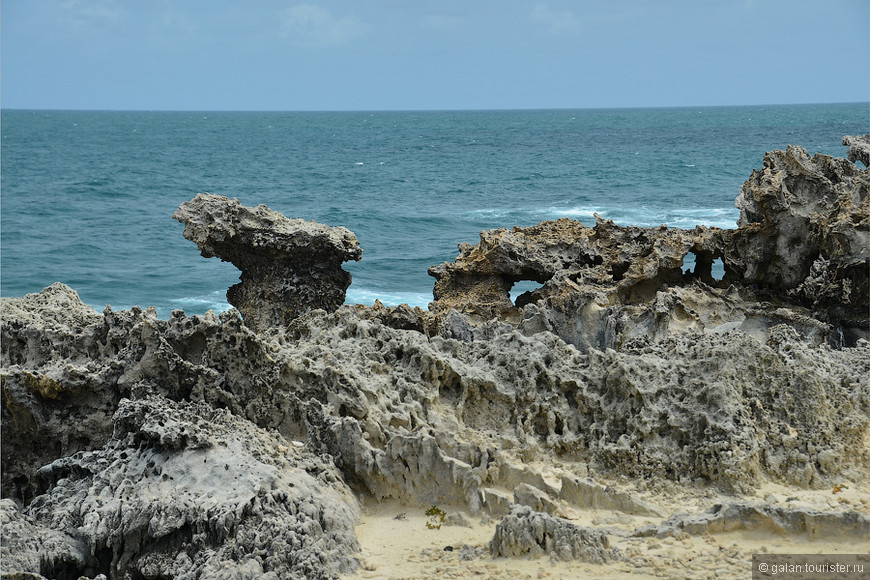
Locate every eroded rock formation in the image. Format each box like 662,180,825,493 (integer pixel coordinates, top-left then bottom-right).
634,501,870,539
2,140,869,579
429,141,869,348
489,506,621,562
3,283,868,577
173,193,362,332
844,134,870,168
8,396,359,579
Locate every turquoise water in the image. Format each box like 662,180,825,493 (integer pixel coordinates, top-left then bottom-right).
2,104,867,316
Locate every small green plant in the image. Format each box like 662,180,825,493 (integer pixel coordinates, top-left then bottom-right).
425,505,446,529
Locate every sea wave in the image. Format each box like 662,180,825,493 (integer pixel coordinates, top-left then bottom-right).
466,205,739,229
164,291,232,317
345,288,432,309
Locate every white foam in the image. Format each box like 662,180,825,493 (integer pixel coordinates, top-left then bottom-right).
168,291,232,315
542,206,600,219
345,288,432,309
465,205,738,229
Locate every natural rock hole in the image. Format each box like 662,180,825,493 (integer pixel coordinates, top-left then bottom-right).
711,257,725,281
510,279,545,307
682,252,725,284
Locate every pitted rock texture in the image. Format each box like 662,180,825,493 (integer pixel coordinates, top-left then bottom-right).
1,283,122,505
843,134,870,168
489,505,622,563
3,285,868,512
735,143,869,301
429,139,869,348
3,139,870,578
635,501,870,540
173,193,362,332
4,396,359,580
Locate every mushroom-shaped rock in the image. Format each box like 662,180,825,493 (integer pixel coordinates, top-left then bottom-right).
173,194,362,331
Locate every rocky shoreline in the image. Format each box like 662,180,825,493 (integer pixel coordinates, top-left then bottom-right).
2,137,868,579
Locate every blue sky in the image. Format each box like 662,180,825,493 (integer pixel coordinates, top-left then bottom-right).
2,0,868,111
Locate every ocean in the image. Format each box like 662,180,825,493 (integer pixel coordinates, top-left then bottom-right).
2,103,867,317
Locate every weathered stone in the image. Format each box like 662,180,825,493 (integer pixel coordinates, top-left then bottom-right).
843,134,870,168
4,396,359,580
2,139,870,578
559,477,661,517
173,193,362,332
429,139,869,348
513,483,560,515
634,501,870,540
3,286,868,511
489,505,622,563
734,143,869,302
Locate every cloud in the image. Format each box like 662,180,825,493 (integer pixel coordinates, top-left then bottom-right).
532,4,581,35
282,4,369,48
59,0,124,32
159,5,199,35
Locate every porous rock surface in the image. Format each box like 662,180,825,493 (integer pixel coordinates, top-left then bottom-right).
3,140,869,578
4,396,359,580
429,141,869,348
173,193,362,332
489,505,621,563
843,134,870,168
634,501,870,539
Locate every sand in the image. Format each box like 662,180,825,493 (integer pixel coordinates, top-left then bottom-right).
351,482,870,580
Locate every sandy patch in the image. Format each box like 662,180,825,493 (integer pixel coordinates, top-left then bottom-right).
348,482,870,580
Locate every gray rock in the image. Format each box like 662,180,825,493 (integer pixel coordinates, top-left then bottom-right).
513,483,560,515
6,396,359,580
489,506,622,563
173,193,362,332
445,511,473,528
2,139,870,575
634,501,870,540
843,134,870,167
0,498,84,579
559,477,661,517
429,139,869,348
3,285,868,510
734,143,869,305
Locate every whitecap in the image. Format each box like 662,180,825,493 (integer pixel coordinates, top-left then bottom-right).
345,288,431,309
168,291,232,316
542,206,600,219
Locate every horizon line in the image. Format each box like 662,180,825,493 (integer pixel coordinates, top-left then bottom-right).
2,100,867,115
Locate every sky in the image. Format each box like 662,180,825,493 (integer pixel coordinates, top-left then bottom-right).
2,0,868,111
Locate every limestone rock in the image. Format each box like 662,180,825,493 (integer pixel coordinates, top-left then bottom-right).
489,505,622,563
3,286,868,515
843,134,870,168
173,193,362,332
0,499,84,579
6,396,359,580
1,284,120,504
559,477,661,517
634,501,870,540
3,139,870,575
734,143,869,303
429,139,869,348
